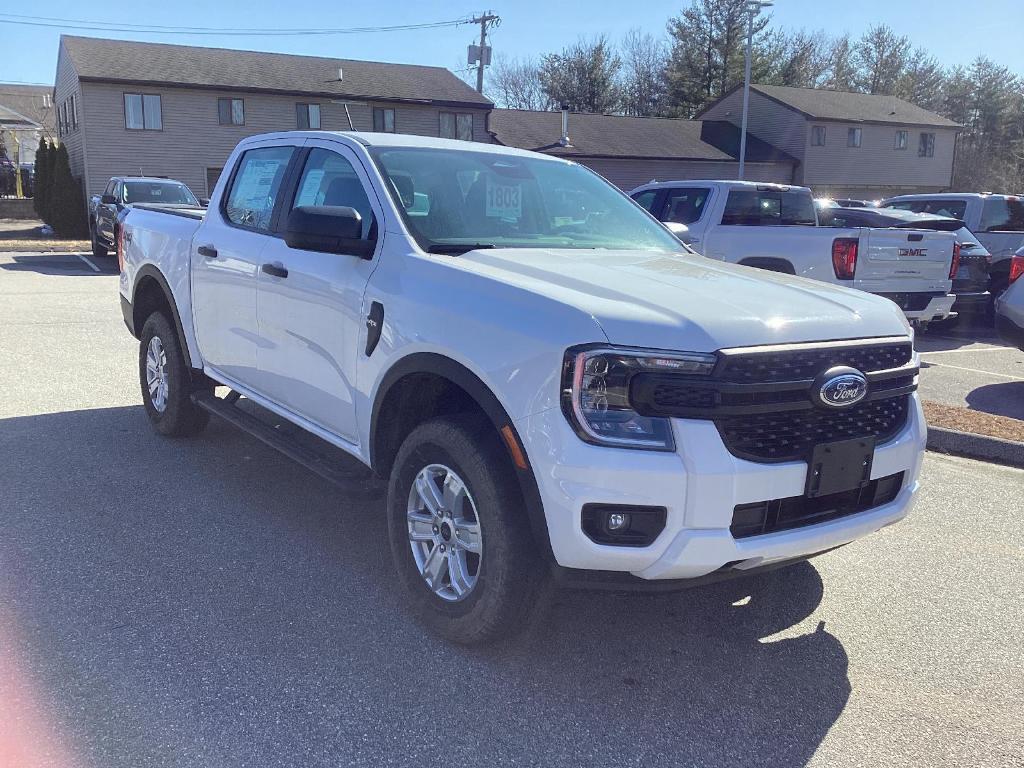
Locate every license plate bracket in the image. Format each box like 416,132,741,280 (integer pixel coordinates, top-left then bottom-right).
805,437,875,498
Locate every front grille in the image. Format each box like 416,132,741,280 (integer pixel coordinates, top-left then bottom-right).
716,396,908,463
731,472,905,538
718,341,912,383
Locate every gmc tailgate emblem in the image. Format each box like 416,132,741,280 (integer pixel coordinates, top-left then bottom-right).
898,247,928,257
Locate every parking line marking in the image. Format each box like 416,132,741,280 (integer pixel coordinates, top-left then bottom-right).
77,255,101,273
923,361,1024,381
919,346,1015,355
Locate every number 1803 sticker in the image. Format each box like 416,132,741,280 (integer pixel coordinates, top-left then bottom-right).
485,177,522,219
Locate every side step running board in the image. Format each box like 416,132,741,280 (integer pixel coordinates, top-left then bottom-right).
192,390,384,498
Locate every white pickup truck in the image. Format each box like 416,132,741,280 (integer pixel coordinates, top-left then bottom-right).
118,131,926,644
631,180,959,325
880,193,1024,297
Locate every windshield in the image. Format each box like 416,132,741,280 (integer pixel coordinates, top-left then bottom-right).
369,147,683,253
124,181,198,206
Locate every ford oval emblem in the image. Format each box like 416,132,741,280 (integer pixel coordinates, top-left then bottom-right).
815,367,868,408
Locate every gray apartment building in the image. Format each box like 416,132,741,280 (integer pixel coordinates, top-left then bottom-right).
54,36,492,201
699,83,960,199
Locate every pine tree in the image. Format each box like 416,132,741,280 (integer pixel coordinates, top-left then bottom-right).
48,144,88,237
33,138,50,221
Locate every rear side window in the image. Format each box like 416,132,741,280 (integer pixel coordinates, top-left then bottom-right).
631,190,658,213
292,147,375,240
224,146,295,231
979,197,1024,232
721,189,816,226
663,187,711,225
887,199,967,219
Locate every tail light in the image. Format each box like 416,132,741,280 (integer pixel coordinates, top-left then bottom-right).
831,237,858,280
949,242,961,279
117,225,126,273
1009,255,1024,285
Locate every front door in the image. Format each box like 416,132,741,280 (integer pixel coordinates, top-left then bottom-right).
191,143,297,387
255,141,382,443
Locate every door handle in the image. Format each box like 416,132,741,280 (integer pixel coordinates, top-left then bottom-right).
197,245,218,258
261,263,289,278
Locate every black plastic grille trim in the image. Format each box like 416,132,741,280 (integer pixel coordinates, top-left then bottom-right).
716,341,912,383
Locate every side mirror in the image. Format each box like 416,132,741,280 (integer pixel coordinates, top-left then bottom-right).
665,221,690,241
101,194,117,204
284,205,374,258
199,197,210,207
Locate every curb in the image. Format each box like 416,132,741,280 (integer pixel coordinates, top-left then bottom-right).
927,426,1024,468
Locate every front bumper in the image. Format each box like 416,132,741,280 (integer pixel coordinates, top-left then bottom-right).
517,394,926,581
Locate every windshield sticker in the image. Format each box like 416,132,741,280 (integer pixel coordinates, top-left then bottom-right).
485,177,522,219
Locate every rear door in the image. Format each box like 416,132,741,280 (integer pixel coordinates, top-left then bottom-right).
191,141,298,386
98,180,119,243
253,139,382,443
853,229,954,294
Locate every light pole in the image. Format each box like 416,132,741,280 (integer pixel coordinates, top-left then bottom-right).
738,0,773,180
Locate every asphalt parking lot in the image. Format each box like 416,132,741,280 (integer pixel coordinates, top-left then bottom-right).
1,250,1022,768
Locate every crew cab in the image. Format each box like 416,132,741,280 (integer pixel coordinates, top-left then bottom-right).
89,176,203,258
632,180,959,325
119,132,926,644
881,193,1024,297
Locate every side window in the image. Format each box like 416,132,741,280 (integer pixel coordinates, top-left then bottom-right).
223,146,295,231
631,190,658,214
104,180,117,197
811,126,826,146
296,103,321,130
292,147,375,240
918,132,935,157
373,108,396,133
895,130,908,150
722,189,815,226
663,187,711,225
847,127,861,148
980,198,1024,232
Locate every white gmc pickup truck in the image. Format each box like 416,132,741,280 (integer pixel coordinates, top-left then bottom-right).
631,180,960,325
119,131,926,644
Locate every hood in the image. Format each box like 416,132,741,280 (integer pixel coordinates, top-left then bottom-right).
454,248,910,351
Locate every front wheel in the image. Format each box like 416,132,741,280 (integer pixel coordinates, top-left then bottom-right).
138,312,210,437
386,415,543,645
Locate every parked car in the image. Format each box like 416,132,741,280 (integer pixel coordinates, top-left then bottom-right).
88,176,203,258
632,180,959,325
880,193,1024,298
995,253,1024,350
119,131,926,644
826,198,878,209
816,202,990,319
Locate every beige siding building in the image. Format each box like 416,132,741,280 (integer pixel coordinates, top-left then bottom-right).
700,83,960,199
489,109,797,190
53,36,492,203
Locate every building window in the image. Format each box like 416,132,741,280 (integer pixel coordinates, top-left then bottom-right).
373,108,396,133
70,95,78,130
296,103,321,130
125,93,162,130
895,130,908,150
847,127,862,148
58,101,66,135
811,126,826,146
218,98,244,125
918,132,935,157
439,111,473,141
42,93,52,108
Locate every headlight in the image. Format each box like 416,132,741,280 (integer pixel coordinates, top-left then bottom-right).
561,346,717,451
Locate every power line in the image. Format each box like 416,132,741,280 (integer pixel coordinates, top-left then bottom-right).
0,12,474,37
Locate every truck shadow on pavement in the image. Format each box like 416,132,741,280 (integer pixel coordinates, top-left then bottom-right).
0,252,112,276
965,381,1024,421
0,405,849,768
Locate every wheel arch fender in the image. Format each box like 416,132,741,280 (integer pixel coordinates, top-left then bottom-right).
737,256,797,274
369,352,554,564
130,264,196,370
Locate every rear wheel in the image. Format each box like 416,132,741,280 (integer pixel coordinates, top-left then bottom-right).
386,415,543,645
138,312,209,437
90,226,107,258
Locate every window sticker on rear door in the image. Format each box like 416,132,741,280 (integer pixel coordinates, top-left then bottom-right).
485,176,522,219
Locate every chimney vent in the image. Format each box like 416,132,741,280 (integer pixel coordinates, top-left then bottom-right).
337,67,344,81
559,104,573,147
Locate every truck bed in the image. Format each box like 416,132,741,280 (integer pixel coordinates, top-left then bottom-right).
130,203,207,220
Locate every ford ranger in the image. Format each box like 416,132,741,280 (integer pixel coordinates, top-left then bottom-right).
118,132,926,644
632,180,960,325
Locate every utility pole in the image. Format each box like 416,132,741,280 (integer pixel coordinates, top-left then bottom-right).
738,0,773,180
469,12,499,93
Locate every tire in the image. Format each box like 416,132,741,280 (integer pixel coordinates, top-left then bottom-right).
386,415,543,645
90,225,107,258
138,312,210,437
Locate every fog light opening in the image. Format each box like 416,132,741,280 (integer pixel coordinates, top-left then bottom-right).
580,504,667,547
606,512,630,532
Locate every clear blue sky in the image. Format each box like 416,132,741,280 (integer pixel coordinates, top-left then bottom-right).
1,0,1021,86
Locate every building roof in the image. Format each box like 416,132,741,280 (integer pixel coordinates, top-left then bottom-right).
0,83,55,135
60,35,492,108
488,109,796,164
721,84,959,128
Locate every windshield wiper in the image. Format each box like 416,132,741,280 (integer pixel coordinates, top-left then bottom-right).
426,242,496,255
